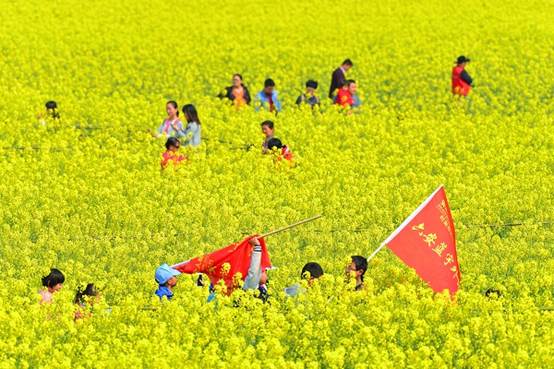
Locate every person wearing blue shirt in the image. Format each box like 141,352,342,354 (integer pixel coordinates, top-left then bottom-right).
255,78,282,113
155,263,181,300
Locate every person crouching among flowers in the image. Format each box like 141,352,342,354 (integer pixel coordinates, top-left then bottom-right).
161,137,187,170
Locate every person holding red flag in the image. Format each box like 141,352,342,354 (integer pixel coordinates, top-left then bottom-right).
452,56,473,96
172,235,272,296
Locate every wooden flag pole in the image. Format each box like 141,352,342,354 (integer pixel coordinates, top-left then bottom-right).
260,214,323,238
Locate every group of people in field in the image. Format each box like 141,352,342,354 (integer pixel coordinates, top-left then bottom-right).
39,237,369,315
36,56,473,311
153,237,369,302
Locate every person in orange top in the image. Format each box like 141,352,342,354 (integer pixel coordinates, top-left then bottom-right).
452,56,473,96
336,80,353,108
219,73,251,106
161,137,186,170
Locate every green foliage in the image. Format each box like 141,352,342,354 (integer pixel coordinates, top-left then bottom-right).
0,0,552,367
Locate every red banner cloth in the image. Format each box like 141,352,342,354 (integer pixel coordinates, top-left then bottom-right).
383,185,461,295
172,235,271,292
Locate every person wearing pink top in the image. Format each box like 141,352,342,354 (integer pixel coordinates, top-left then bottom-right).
155,101,185,138
39,268,65,304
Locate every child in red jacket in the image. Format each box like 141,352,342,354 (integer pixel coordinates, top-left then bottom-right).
161,137,187,170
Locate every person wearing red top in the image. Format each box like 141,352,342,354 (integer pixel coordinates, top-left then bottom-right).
452,55,473,96
161,137,186,170
336,80,353,108
266,137,293,162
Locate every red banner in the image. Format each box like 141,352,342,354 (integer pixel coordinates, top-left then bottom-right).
383,185,461,295
172,235,271,293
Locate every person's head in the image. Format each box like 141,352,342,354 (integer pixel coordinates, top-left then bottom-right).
232,73,243,87
341,59,353,72
74,283,99,305
155,263,181,288
346,256,368,281
305,80,318,95
182,104,200,124
45,101,57,110
166,101,179,118
301,262,324,282
42,268,65,292
261,120,274,137
45,101,60,119
263,78,275,94
340,80,350,91
456,55,470,66
267,137,283,150
347,80,357,94
165,137,181,152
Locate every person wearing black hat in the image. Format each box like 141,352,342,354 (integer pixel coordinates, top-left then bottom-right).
329,59,353,100
296,80,320,108
452,56,473,96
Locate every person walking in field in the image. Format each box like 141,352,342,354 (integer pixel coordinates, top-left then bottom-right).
452,56,473,96
155,264,181,300
219,73,251,106
260,120,293,161
39,268,65,304
243,237,270,302
181,104,202,147
348,80,361,108
255,78,282,113
161,137,186,170
261,120,275,153
155,101,185,138
345,255,367,291
296,80,320,108
329,59,353,100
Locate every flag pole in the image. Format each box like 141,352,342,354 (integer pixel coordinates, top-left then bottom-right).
367,242,387,262
260,214,323,238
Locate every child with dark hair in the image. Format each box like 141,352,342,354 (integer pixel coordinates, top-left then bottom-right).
219,73,251,106
296,80,320,108
37,100,60,125
74,283,99,320
267,138,293,162
161,137,186,169
336,80,354,108
181,104,202,147
155,101,185,138
345,255,368,290
285,262,325,297
255,78,282,113
39,268,65,304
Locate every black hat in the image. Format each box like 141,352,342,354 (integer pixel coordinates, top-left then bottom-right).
305,80,318,89
45,100,57,109
456,56,471,64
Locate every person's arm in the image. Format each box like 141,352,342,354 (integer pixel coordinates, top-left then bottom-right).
461,70,473,85
296,94,303,105
243,238,263,290
156,121,166,137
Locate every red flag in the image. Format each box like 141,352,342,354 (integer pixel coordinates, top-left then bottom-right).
171,235,271,293
383,185,461,295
